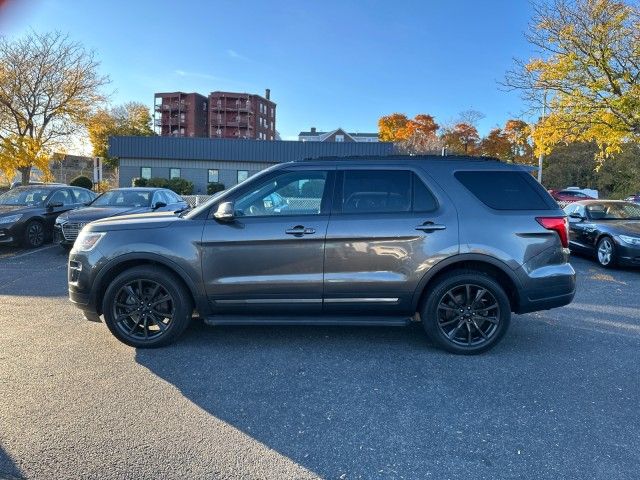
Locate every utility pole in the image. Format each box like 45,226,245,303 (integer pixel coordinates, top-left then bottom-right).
537,91,547,183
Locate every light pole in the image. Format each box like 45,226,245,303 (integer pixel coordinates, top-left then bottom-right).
537,91,547,183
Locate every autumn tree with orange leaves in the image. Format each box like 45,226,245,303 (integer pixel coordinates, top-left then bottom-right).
378,113,438,142
442,123,480,155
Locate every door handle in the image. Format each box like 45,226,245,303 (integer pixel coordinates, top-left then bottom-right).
285,225,316,236
416,222,446,232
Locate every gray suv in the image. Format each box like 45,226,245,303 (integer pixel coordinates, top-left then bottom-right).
68,156,576,354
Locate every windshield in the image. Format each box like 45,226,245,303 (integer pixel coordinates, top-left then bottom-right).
91,190,152,208
586,202,640,220
0,187,51,206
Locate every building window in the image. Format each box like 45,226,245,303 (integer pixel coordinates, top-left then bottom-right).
237,170,249,183
208,169,219,183
170,168,181,179
335,134,344,142
141,167,152,179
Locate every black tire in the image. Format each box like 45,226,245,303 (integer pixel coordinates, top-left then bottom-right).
23,220,45,248
102,265,193,348
596,236,617,268
421,270,511,354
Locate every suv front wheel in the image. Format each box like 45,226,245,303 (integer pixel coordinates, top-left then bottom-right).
421,271,511,354
102,265,193,348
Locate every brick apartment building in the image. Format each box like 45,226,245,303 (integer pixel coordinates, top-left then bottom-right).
154,89,275,140
210,89,276,140
153,92,208,137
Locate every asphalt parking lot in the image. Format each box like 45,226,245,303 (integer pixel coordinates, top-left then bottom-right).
0,246,639,480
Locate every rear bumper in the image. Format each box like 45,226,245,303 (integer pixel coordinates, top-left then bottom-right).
515,262,576,314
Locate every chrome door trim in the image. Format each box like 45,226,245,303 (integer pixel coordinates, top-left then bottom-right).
215,298,322,305
324,297,400,304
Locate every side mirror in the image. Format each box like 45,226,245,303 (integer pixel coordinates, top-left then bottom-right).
153,201,167,210
214,201,235,221
47,202,64,211
569,212,584,222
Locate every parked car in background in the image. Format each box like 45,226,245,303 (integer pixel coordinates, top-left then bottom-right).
565,200,640,267
624,193,640,204
0,185,96,248
10,180,64,189
549,189,595,204
68,156,575,354
55,187,188,248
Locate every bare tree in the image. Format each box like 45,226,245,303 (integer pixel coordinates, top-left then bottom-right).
396,130,444,155
0,31,109,183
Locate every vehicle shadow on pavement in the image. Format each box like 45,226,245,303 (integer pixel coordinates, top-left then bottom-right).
0,443,23,480
132,320,593,479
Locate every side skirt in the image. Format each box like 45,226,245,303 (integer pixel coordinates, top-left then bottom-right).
203,315,413,327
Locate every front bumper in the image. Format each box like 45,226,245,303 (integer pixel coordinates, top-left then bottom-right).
0,223,22,245
614,239,640,266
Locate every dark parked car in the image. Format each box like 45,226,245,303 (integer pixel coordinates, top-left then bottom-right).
68,156,576,354
624,193,640,204
564,200,640,267
10,180,64,189
0,185,96,248
54,187,188,248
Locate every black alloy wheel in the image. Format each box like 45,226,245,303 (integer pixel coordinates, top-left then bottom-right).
112,279,175,341
24,220,45,248
436,284,500,347
102,266,193,348
422,270,511,354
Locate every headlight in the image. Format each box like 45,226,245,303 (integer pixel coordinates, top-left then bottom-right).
0,214,23,225
619,235,640,246
73,231,105,251
55,216,67,225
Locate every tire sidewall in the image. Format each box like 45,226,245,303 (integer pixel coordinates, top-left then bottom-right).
102,266,192,348
422,272,511,354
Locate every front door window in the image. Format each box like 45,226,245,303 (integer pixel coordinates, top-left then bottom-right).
234,170,328,217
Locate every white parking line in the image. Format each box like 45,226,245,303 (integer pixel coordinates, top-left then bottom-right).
2,244,58,260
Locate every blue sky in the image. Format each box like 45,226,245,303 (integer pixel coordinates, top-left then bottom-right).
1,0,536,140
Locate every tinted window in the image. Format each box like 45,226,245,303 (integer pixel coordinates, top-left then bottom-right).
235,170,327,217
92,190,152,207
455,171,552,210
340,170,437,213
413,175,438,212
49,189,74,206
342,170,411,213
73,189,93,204
167,191,182,203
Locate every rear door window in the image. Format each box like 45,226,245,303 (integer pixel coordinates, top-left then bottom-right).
339,170,437,214
455,171,554,210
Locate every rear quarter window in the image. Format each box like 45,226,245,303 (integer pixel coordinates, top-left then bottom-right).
455,171,554,210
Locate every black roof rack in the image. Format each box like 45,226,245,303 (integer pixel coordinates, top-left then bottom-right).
295,154,502,163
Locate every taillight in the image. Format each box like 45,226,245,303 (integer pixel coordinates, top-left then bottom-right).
536,217,569,248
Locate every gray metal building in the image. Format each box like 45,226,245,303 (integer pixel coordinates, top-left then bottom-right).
109,136,396,193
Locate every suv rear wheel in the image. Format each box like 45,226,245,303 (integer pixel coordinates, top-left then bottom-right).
102,265,193,348
421,270,511,354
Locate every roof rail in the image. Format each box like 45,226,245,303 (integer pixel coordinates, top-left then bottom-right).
295,154,502,163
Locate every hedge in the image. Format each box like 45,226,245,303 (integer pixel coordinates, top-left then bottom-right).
207,182,225,195
70,175,93,190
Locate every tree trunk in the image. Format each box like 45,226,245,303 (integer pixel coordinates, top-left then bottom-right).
19,166,31,185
